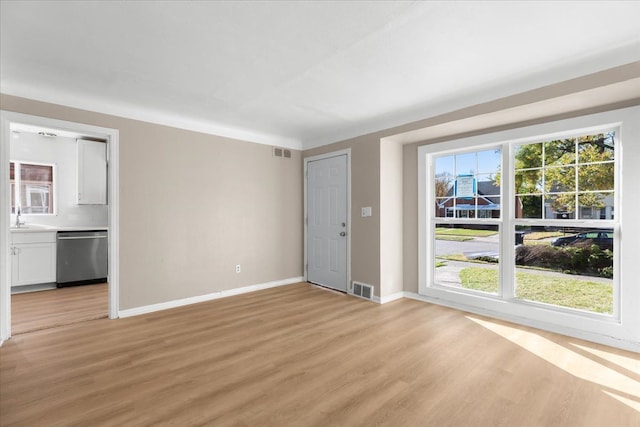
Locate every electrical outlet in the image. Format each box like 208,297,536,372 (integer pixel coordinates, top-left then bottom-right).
235,264,241,273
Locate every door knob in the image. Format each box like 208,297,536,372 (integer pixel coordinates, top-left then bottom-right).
340,231,346,236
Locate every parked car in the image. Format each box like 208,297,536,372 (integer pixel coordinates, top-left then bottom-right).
551,230,613,251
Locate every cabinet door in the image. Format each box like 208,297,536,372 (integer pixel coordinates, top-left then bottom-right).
12,243,57,286
77,139,107,205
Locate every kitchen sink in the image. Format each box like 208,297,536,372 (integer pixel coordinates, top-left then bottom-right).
10,224,56,231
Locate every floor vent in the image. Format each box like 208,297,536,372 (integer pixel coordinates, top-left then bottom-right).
352,281,373,300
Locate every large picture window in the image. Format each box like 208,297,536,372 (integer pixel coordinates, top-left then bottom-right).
425,126,618,318
418,106,640,350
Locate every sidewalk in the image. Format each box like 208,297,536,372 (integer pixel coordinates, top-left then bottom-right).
435,259,613,286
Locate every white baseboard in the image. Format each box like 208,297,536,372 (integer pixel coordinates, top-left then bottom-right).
374,291,406,304
118,277,304,318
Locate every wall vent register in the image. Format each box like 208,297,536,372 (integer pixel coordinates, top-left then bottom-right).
272,146,292,159
352,281,373,300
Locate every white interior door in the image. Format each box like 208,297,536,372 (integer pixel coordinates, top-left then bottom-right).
307,154,348,291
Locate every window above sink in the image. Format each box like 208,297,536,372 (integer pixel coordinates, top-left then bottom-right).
10,161,56,215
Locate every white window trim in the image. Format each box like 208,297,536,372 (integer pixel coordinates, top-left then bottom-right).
418,106,639,352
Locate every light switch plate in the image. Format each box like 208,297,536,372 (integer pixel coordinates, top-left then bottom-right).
361,207,372,217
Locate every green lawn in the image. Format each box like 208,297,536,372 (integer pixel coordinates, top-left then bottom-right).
435,227,497,237
458,267,612,314
523,231,564,240
522,231,563,246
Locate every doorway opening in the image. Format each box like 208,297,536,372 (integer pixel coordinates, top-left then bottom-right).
0,111,119,341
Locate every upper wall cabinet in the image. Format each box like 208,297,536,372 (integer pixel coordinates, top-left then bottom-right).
77,139,107,205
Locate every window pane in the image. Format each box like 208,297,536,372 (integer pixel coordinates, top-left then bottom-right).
475,196,499,218
544,139,576,166
21,184,51,214
544,166,575,193
514,225,613,314
434,224,499,295
454,198,474,218
434,173,454,199
515,169,542,194
578,192,613,219
455,152,476,175
545,193,576,219
435,197,452,218
435,155,454,176
578,163,614,192
578,132,615,163
515,195,542,219
477,149,501,174
514,143,542,169
476,174,499,195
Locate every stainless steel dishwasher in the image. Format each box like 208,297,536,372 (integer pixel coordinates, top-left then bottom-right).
57,230,108,286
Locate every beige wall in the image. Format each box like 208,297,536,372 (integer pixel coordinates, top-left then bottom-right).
1,94,303,310
303,134,381,295
380,139,403,297
402,142,419,294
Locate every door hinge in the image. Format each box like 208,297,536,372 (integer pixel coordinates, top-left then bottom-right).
305,263,308,271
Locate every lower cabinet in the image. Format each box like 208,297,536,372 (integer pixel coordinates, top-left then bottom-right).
11,232,57,287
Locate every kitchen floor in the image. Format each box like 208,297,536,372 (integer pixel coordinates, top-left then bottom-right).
11,283,108,335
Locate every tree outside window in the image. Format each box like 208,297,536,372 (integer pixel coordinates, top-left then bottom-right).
514,132,614,219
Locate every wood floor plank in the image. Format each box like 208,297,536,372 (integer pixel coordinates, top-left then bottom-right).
1,283,639,426
11,283,108,335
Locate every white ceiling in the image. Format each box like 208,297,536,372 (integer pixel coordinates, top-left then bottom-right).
1,1,639,150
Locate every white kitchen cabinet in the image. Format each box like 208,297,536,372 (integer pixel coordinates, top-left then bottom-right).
77,139,107,205
11,231,57,287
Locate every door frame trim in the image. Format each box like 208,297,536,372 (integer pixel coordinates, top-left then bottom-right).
303,149,351,292
0,111,119,341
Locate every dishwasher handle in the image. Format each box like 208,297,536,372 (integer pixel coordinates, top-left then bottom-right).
58,235,108,240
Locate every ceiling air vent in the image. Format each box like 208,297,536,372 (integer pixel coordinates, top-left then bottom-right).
352,281,373,301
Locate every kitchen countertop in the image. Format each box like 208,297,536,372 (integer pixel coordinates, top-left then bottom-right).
10,224,108,233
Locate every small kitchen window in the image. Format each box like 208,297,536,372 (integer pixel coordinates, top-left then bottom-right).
10,161,56,214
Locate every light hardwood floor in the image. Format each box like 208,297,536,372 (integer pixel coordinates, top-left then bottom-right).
1,282,638,426
11,283,108,335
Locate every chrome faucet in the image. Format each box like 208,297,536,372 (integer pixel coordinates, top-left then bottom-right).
15,207,24,228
